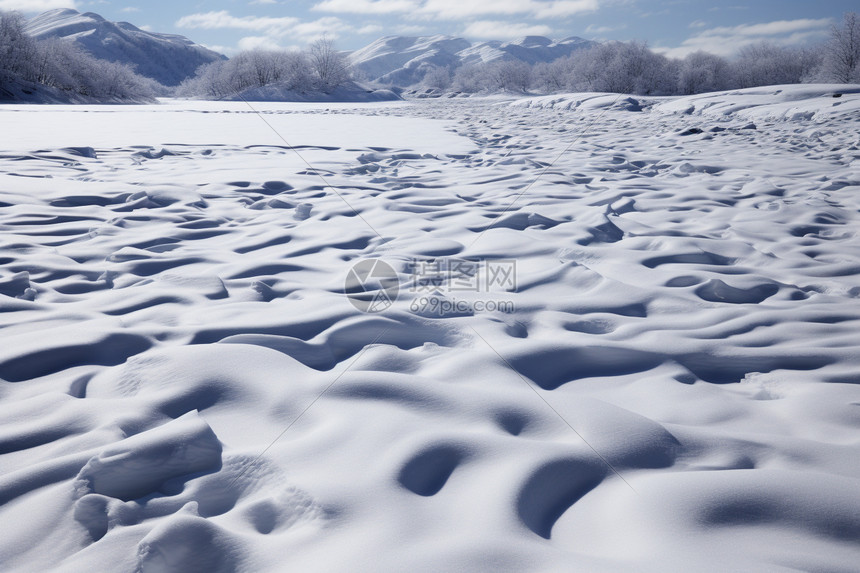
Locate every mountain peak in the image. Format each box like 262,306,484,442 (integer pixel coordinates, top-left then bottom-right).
25,9,224,87
507,36,553,48
80,11,107,23
351,33,596,87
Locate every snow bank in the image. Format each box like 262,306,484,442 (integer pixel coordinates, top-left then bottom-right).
229,81,401,103
511,84,860,122
509,92,657,112
653,83,860,121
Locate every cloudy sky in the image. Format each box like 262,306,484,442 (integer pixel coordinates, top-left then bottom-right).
2,0,854,56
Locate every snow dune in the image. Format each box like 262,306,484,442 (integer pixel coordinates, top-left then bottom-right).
1,85,860,572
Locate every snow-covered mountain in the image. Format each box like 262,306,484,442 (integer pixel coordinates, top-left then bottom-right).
25,9,224,87
350,34,595,86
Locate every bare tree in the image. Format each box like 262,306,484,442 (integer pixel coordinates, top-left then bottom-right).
826,12,860,83
732,43,821,88
0,11,37,84
2,10,155,101
677,51,733,94
308,36,350,92
177,48,317,98
421,64,451,90
492,60,533,93
532,57,576,93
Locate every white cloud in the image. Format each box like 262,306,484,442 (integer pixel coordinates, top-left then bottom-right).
250,0,277,4
313,0,599,20
238,35,283,51
689,19,706,29
312,0,418,15
358,24,384,35
463,20,553,39
202,43,236,56
0,0,75,11
291,16,351,40
529,0,599,19
121,7,140,13
176,11,352,46
395,24,429,35
176,11,299,32
585,23,626,34
658,18,832,58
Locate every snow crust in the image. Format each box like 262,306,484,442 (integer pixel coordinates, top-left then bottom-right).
1,84,860,572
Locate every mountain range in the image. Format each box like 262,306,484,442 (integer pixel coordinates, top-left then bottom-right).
22,10,595,89
25,9,224,87
350,35,596,86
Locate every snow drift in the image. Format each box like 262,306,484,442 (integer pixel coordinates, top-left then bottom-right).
1,85,860,571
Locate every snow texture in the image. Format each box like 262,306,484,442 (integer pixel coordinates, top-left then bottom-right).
1,85,860,572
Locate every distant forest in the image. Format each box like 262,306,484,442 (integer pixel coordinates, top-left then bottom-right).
415,12,860,96
2,10,858,102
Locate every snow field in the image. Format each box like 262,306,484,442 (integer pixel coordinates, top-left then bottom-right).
1,85,860,572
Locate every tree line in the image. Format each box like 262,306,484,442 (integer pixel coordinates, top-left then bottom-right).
175,37,350,99
2,10,858,102
424,13,860,96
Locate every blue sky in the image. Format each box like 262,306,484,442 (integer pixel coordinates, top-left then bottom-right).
3,0,856,57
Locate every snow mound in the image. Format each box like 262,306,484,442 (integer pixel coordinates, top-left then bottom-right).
230,82,401,103
74,411,222,501
654,84,860,121
511,84,860,122
510,92,653,112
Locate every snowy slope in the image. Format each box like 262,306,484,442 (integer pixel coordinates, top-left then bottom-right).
459,35,594,66
25,9,224,87
350,34,594,86
1,85,860,572
349,35,472,86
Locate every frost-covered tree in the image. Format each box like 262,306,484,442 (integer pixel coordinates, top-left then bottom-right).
732,43,821,88
308,36,350,92
421,65,451,90
0,11,37,86
678,51,734,94
532,56,577,93
490,60,533,93
177,48,319,98
449,60,533,93
451,64,486,93
565,41,676,95
177,39,352,98
268,51,313,89
1,10,156,101
825,12,860,83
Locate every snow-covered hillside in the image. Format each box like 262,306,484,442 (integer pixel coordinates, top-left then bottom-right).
350,34,594,86
1,85,860,571
25,9,224,87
